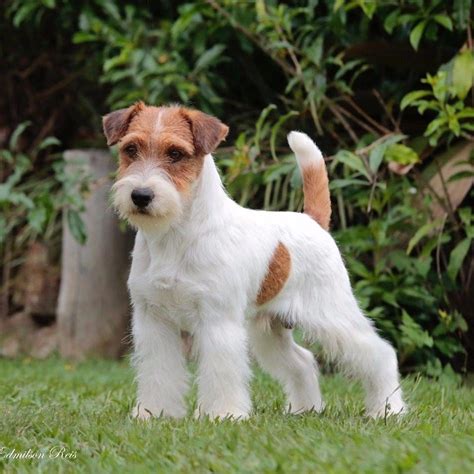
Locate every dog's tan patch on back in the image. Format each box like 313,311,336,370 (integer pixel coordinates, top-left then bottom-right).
257,242,291,305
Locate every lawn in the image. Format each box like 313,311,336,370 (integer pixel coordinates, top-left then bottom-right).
1,358,473,473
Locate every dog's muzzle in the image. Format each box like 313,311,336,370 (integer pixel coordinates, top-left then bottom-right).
131,187,155,209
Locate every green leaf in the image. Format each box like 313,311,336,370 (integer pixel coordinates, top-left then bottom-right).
369,145,384,174
6,191,34,208
27,207,47,233
67,209,87,245
385,144,419,165
457,107,474,119
401,311,434,348
400,90,431,110
425,116,448,138
306,35,323,65
358,0,376,18
0,215,6,244
9,121,31,150
335,59,365,80
410,20,427,50
382,292,399,308
103,47,132,73
452,50,474,100
270,111,298,161
0,150,14,163
433,14,453,31
366,136,413,174
255,104,276,152
347,257,371,279
384,9,399,34
12,3,38,27
449,115,461,136
458,207,472,227
407,218,442,255
263,163,295,184
72,32,98,44
334,150,370,179
333,0,344,11
194,44,226,74
431,71,449,102
99,1,121,22
447,238,471,281
448,170,474,182
37,136,61,151
0,184,11,202
453,0,472,29
329,178,370,190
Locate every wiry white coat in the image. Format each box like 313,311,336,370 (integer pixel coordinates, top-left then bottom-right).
126,132,405,420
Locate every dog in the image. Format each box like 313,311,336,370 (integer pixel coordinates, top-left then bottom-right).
103,102,405,419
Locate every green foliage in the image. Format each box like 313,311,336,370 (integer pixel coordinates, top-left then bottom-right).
53,159,90,245
383,1,454,50
329,145,468,369
0,123,90,299
2,0,473,373
0,124,89,244
72,2,228,110
401,52,474,146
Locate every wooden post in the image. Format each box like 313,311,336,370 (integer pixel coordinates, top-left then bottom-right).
57,150,133,359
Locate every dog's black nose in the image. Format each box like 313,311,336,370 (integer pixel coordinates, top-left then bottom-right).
131,188,154,208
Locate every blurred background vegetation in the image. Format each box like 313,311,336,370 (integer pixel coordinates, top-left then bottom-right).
0,0,473,377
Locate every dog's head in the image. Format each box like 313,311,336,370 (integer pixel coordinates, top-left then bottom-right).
103,102,228,230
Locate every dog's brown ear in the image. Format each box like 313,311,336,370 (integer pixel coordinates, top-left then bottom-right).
183,109,229,156
102,102,145,146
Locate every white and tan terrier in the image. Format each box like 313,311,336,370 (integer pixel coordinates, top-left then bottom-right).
103,102,405,420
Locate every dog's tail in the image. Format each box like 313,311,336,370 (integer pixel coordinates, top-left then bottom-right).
287,131,331,230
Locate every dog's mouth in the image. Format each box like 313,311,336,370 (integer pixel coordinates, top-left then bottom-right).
128,202,154,216
133,208,151,215
129,206,168,219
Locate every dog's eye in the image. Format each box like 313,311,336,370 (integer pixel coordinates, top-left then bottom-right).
124,144,138,158
168,149,184,163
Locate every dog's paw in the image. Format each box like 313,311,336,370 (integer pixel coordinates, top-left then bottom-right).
132,403,154,421
194,407,249,421
286,400,325,415
367,401,407,419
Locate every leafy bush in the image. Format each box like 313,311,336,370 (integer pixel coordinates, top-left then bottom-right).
2,0,473,374
0,123,90,317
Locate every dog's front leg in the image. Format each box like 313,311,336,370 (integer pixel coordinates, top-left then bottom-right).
131,304,189,420
194,319,251,420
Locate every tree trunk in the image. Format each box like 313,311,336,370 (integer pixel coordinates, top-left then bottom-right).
57,150,133,359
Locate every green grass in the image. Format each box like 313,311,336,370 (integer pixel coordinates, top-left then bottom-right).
1,358,473,473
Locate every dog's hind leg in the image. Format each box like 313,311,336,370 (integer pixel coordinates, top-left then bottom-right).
298,288,405,418
249,314,324,414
